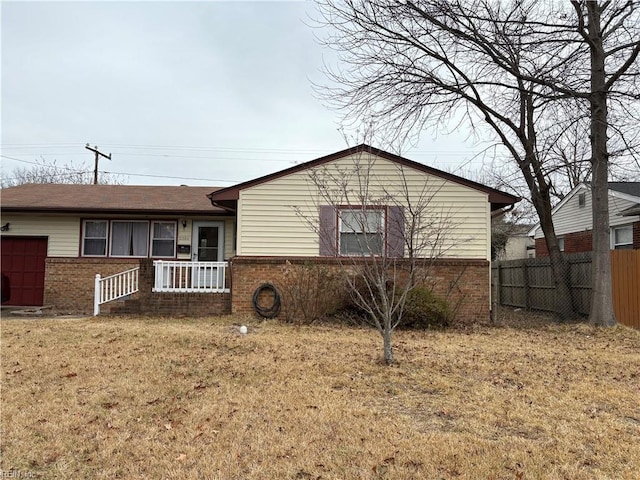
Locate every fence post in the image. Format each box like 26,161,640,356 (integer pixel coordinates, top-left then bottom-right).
523,261,530,310
94,274,101,316
498,263,502,306
494,262,502,323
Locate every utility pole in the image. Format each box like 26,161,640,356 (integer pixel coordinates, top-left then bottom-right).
85,144,111,185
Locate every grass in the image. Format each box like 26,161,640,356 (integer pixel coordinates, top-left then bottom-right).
1,314,639,479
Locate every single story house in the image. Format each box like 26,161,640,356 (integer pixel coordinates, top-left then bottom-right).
1,144,518,322
529,182,640,256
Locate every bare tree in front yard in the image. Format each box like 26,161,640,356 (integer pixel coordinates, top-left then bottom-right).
312,0,640,325
295,147,460,364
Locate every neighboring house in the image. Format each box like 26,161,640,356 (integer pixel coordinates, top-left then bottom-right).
529,182,640,256
1,144,519,322
494,224,536,260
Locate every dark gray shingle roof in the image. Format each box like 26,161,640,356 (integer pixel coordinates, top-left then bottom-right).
609,182,640,197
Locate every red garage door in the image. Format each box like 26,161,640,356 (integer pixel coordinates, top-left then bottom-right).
1,237,48,306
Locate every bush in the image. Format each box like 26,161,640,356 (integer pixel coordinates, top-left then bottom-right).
401,286,452,328
278,262,347,324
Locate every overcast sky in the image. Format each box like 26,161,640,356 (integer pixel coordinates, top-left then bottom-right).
1,1,488,187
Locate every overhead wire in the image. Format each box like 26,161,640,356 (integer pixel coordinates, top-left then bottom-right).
0,154,241,184
1,141,491,183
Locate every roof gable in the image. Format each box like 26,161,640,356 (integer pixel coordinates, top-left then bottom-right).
207,144,519,210
528,182,640,236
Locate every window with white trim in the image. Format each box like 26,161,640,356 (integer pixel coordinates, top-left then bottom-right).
82,220,108,256
110,221,149,257
612,225,633,250
339,209,384,256
151,221,176,257
81,220,178,258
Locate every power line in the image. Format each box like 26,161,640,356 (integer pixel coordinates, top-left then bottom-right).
1,154,242,184
102,170,242,183
0,154,41,165
0,151,300,162
1,142,481,157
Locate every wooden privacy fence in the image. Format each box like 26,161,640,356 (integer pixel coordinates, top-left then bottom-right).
611,250,640,329
492,250,639,330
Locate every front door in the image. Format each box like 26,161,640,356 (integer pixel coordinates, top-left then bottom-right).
191,222,224,288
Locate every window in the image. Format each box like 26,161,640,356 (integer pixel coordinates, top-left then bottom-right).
319,205,403,257
612,225,633,250
578,193,586,207
110,221,149,257
83,220,108,256
339,209,384,256
81,220,178,258
558,237,565,252
152,222,176,257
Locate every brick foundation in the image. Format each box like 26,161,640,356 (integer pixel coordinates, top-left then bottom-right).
131,260,230,317
230,256,491,326
45,258,139,313
45,256,491,322
44,258,231,316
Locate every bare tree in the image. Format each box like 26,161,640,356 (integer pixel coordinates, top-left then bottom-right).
313,0,640,325
574,1,639,326
295,147,460,364
1,158,125,187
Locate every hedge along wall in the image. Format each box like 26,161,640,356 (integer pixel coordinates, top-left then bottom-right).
230,256,491,326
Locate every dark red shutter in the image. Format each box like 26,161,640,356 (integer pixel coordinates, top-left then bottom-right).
319,205,337,256
387,206,404,257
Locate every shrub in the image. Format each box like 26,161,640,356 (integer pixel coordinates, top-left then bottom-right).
401,286,452,328
278,262,347,324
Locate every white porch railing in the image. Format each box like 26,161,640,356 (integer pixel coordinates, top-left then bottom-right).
94,267,140,316
153,261,229,293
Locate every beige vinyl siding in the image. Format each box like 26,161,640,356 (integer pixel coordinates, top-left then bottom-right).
177,218,235,259
534,188,640,239
1,215,80,257
237,153,490,259
2,215,235,259
224,218,235,259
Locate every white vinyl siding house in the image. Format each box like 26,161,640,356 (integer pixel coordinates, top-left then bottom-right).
530,183,640,255
532,184,640,240
236,153,491,259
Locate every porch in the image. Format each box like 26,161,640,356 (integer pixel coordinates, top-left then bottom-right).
93,260,230,316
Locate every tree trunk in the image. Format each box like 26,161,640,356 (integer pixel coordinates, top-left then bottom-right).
587,2,616,327
548,245,577,321
382,328,393,365
532,187,578,320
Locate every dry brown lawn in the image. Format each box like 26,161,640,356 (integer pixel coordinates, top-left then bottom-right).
1,314,639,479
